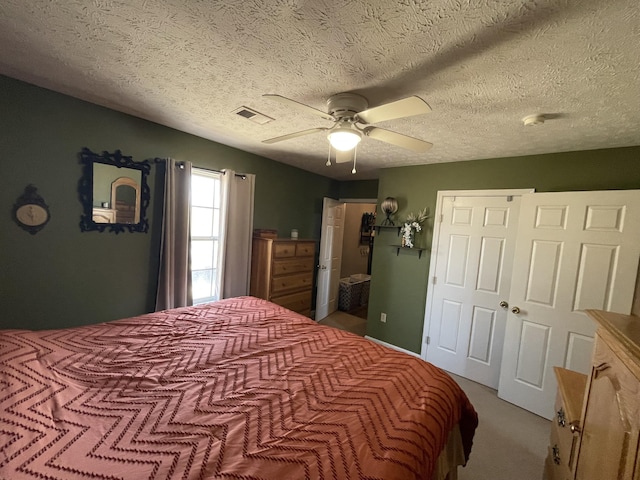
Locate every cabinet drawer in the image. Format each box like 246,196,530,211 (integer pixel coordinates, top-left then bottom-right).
271,290,312,314
295,242,315,257
547,428,572,480
272,257,314,276
553,393,578,469
271,272,313,294
545,445,571,480
273,242,296,258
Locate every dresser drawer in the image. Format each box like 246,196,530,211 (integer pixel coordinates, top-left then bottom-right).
545,444,570,480
273,242,297,258
271,290,312,314
295,242,315,257
553,392,578,470
271,272,313,294
548,367,586,480
272,257,314,276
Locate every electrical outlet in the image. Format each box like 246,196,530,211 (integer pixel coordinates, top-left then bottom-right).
380,312,387,323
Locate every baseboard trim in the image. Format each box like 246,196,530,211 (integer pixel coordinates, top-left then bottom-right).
364,336,421,359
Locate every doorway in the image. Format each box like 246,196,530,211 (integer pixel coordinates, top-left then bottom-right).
314,198,376,321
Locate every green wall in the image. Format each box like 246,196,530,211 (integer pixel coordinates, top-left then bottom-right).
368,148,640,353
338,179,379,199
0,75,373,330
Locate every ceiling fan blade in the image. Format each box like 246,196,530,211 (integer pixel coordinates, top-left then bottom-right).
262,127,327,144
263,94,335,121
356,96,431,124
334,149,353,164
364,127,433,153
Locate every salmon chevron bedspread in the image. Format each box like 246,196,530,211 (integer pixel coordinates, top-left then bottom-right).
1,297,477,480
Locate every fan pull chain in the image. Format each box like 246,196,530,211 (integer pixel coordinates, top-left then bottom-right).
326,146,332,166
351,145,357,174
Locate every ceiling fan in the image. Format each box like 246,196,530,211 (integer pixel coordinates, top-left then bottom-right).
262,93,433,173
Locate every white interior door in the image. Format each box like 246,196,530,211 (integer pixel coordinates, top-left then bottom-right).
423,190,531,388
315,198,345,321
498,190,640,419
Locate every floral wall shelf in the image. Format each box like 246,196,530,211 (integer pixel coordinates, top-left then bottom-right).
392,245,427,258
374,225,401,235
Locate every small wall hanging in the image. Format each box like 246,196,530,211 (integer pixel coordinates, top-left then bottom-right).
13,184,51,235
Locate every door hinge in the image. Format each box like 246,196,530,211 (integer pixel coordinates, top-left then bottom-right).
439,214,444,223
432,276,437,284
426,336,431,345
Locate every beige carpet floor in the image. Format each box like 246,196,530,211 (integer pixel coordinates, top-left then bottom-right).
318,310,550,479
453,374,549,480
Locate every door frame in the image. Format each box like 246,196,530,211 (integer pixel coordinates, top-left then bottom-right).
420,188,535,360
313,197,377,320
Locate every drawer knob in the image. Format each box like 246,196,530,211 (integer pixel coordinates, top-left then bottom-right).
556,407,566,427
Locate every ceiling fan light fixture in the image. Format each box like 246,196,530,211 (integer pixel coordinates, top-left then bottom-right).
327,128,362,151
523,114,545,126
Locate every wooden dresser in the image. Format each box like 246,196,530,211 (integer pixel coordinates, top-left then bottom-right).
545,367,587,480
545,309,640,480
250,237,316,317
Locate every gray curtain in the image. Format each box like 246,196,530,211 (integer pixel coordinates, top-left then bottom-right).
219,170,255,298
155,159,193,310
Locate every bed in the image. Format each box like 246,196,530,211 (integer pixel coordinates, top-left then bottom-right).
1,297,477,479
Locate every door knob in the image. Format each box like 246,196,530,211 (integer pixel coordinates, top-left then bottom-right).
499,301,509,309
511,306,521,314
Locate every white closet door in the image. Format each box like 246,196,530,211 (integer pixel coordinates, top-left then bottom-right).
424,190,528,389
498,190,640,419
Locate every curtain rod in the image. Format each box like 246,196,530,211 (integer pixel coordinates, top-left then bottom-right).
203,167,247,179
154,158,247,178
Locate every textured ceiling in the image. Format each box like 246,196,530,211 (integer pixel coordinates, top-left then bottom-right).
1,0,639,180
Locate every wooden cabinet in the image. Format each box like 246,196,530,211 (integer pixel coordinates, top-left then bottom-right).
545,310,640,480
574,310,640,480
545,368,587,480
250,237,316,317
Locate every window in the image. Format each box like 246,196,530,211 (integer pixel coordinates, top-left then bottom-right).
191,168,222,304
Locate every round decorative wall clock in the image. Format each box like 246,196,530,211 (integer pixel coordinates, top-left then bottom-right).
13,184,51,235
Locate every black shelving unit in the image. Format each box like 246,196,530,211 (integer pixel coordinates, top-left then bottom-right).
374,225,401,235
392,245,427,259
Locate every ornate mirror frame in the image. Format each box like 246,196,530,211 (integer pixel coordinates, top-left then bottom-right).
78,147,151,233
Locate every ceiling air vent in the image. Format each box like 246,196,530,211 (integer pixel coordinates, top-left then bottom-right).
232,106,274,125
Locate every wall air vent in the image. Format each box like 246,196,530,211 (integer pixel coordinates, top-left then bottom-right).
232,106,274,125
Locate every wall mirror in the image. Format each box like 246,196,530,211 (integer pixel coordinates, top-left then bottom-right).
78,147,151,233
